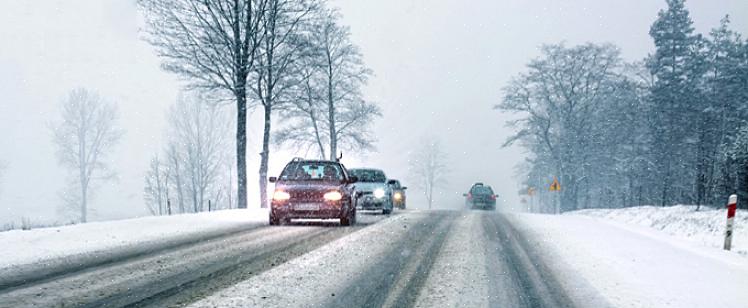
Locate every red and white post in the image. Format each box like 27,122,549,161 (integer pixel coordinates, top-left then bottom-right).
724,194,738,251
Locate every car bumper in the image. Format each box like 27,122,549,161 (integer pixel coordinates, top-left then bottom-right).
356,196,389,210
271,202,349,219
469,202,496,209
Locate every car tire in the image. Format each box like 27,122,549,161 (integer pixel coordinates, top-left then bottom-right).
341,209,356,226
383,208,391,215
269,215,280,226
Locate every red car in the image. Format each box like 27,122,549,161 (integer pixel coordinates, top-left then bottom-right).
269,158,358,226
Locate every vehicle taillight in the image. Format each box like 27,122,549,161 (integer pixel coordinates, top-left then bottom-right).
467,193,472,200
490,194,496,200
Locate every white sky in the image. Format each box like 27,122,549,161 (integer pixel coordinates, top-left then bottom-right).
1,0,746,222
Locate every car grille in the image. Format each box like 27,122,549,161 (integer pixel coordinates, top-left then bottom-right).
290,191,325,202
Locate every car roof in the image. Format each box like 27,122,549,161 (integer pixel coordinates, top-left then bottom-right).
349,168,383,172
287,159,341,165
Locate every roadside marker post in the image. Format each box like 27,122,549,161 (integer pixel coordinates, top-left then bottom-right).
724,194,737,251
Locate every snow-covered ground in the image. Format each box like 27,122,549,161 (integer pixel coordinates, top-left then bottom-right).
570,205,747,256
511,212,748,308
0,209,268,285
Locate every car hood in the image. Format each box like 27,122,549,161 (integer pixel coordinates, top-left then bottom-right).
353,182,388,192
275,181,346,192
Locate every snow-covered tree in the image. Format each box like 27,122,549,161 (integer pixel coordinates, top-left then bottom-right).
646,0,706,206
498,43,625,212
138,0,267,209
52,88,123,223
408,137,449,209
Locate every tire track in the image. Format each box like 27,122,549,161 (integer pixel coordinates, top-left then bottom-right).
324,211,457,308
482,213,575,308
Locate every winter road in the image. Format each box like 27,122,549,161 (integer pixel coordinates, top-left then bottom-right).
0,211,579,308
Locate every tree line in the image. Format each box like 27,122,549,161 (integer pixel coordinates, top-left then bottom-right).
498,0,748,211
45,0,378,223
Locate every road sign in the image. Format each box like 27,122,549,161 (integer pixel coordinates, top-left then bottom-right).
549,177,561,191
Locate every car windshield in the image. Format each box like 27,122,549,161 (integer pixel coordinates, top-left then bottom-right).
279,162,343,181
349,169,386,183
472,186,493,195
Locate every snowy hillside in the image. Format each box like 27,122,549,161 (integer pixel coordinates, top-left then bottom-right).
569,205,747,256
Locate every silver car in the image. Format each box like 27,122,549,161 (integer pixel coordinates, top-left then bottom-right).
348,168,393,214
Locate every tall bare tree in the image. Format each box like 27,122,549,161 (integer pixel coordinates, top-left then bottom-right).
144,155,169,215
275,8,380,159
408,137,449,209
52,88,123,223
138,0,267,209
253,0,318,208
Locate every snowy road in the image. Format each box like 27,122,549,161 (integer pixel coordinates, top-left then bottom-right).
0,214,388,307
0,210,578,308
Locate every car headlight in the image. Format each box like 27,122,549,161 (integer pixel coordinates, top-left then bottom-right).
273,190,290,201
374,189,385,199
324,191,343,201
394,192,402,200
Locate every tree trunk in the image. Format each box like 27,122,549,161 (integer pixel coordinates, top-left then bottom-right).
327,55,337,160
259,104,271,208
236,91,248,209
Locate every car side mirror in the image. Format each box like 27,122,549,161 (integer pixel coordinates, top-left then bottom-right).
348,176,358,184
402,187,407,190
269,176,277,183
462,193,468,197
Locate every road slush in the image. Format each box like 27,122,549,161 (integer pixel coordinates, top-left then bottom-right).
724,194,737,251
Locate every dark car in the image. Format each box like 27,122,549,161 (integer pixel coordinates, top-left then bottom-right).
268,158,358,225
464,183,497,210
348,168,394,214
387,179,407,209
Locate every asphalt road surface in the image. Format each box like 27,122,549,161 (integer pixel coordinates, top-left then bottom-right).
0,210,579,308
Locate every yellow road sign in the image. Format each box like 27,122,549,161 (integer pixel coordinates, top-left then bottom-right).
549,177,561,191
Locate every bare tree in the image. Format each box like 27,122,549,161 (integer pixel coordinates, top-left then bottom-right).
275,8,380,159
161,92,231,213
52,88,123,223
138,0,267,209
408,137,449,209
253,0,318,208
144,155,170,215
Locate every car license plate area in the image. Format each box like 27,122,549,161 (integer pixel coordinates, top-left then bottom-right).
294,203,320,211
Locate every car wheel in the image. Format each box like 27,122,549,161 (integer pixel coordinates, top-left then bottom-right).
341,209,355,226
269,215,280,226
383,208,391,215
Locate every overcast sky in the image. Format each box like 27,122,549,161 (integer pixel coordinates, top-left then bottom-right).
1,1,746,222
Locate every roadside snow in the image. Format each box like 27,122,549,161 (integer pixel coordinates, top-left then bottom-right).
571,205,747,256
511,213,748,308
0,209,268,285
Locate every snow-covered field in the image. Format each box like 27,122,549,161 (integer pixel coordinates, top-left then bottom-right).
570,205,747,256
0,209,268,285
511,211,748,308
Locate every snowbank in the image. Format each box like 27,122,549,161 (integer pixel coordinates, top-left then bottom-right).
0,209,268,288
511,213,748,308
570,205,747,256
